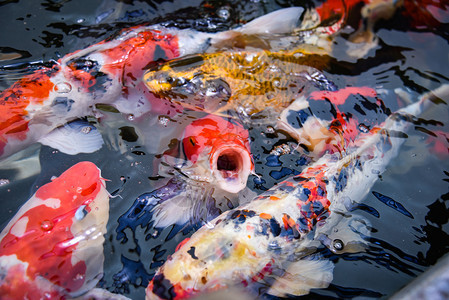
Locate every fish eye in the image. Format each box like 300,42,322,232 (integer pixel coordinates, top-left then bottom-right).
166,76,174,84
75,205,88,221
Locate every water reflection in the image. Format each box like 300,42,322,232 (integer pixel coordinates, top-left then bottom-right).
0,0,448,299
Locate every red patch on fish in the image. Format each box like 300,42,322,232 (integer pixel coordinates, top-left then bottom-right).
175,238,191,252
101,29,179,83
182,114,251,166
0,68,56,155
0,162,103,294
309,87,377,105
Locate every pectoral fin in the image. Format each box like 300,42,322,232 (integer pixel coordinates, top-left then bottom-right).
39,119,104,155
237,7,305,35
268,257,334,297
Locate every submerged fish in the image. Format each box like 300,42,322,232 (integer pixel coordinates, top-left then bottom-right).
143,49,334,118
118,114,254,234
277,86,392,158
0,7,306,160
145,85,448,299
0,161,124,299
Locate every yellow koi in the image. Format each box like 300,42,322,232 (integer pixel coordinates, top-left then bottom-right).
143,49,332,117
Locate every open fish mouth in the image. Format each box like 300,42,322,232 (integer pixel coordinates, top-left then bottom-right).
211,145,253,194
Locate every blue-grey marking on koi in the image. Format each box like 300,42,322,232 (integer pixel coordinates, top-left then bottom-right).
277,182,295,193
153,44,169,61
269,218,281,237
300,202,314,219
297,216,310,232
151,273,176,300
51,97,74,112
334,167,349,193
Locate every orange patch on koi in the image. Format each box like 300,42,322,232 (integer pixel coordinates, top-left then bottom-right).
259,213,272,219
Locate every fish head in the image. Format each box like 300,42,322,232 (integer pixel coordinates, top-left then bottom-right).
181,114,253,193
0,161,110,297
146,227,264,299
143,55,231,113
143,54,204,94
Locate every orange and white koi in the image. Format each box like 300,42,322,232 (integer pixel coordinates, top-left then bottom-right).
127,114,254,230
0,161,127,299
178,114,254,194
145,86,448,299
0,7,305,160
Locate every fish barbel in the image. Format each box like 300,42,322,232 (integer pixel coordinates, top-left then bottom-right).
145,85,449,299
143,49,334,117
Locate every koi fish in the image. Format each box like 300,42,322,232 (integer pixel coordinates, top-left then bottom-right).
145,85,448,299
0,161,126,299
118,114,254,234
143,49,334,118
0,7,306,160
277,86,392,158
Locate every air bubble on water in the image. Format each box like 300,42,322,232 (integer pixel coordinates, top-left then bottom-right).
127,114,135,121
77,18,85,23
51,176,57,181
0,179,9,186
217,7,231,21
76,187,83,193
54,82,72,93
152,230,159,237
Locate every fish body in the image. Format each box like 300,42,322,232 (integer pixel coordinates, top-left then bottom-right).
0,7,306,160
145,86,445,299
143,49,334,117
0,27,180,159
0,161,111,299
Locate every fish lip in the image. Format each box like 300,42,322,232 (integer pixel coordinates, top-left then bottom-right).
211,144,253,194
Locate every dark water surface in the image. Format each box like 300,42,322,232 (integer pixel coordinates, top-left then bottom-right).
1,0,449,299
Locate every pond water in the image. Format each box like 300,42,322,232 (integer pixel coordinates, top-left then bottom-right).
0,0,449,299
